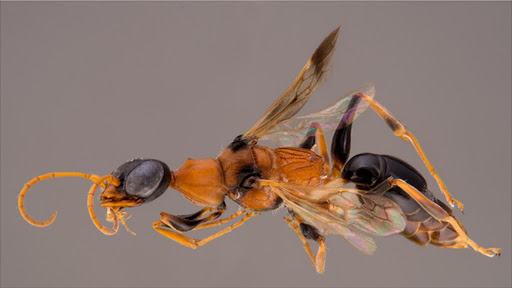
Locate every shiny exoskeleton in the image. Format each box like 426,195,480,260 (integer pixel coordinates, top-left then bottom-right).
99,159,171,208
102,111,467,249
341,153,465,248
19,27,500,275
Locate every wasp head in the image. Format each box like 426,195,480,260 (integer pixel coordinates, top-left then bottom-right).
100,159,172,209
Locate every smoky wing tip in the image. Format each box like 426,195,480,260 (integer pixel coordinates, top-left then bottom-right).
330,26,341,41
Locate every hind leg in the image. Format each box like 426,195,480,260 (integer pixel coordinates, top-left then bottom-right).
330,96,362,179
389,178,500,257
357,93,464,212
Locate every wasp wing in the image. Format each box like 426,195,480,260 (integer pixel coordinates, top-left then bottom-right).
329,191,407,236
243,27,340,140
260,83,375,147
265,183,377,255
261,179,406,255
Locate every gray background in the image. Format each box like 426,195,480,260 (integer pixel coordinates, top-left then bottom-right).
1,2,510,287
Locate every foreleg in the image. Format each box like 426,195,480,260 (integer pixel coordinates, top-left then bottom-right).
153,210,258,249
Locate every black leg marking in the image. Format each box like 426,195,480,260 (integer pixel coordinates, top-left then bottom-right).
331,123,352,170
300,223,324,241
161,202,226,232
299,135,316,150
331,95,362,176
299,125,317,149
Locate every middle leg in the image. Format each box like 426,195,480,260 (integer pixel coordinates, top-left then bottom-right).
299,122,331,175
285,211,327,274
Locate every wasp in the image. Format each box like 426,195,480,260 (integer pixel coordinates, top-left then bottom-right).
19,27,500,274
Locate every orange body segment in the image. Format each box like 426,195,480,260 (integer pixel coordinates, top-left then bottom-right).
274,147,326,186
171,158,227,207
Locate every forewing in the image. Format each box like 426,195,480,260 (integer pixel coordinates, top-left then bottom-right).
260,83,375,146
243,27,341,140
262,181,377,255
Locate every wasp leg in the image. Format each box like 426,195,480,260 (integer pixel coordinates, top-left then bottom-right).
299,123,330,175
358,93,464,212
177,207,217,221
152,210,259,249
285,213,327,274
388,178,500,257
316,238,326,274
160,207,246,233
314,124,330,175
158,203,227,232
331,95,363,178
192,208,246,230
330,123,352,179
284,215,316,265
299,125,316,150
300,223,326,274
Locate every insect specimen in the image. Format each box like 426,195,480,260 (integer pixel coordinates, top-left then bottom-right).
19,27,500,274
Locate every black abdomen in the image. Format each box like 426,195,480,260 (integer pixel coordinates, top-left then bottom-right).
341,153,461,247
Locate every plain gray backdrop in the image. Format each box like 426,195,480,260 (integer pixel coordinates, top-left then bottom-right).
1,2,511,287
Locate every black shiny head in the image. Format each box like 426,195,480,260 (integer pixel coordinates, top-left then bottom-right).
340,153,382,187
112,159,172,203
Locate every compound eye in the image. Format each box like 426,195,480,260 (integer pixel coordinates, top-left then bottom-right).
124,160,171,203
